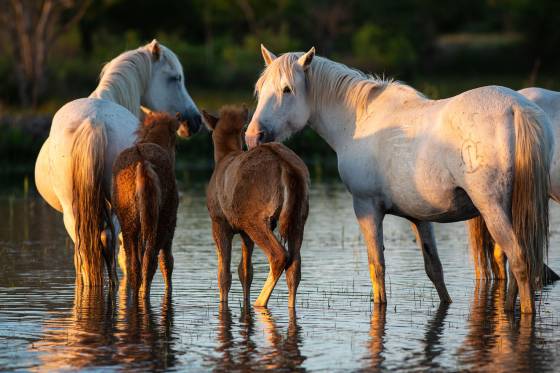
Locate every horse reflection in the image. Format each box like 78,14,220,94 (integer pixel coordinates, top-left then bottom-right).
212,305,305,372
458,280,549,372
115,281,175,370
32,282,174,371
363,303,386,372
32,286,116,371
362,302,450,372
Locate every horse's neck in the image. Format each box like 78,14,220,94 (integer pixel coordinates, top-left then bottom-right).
213,134,242,163
309,84,428,153
89,72,145,118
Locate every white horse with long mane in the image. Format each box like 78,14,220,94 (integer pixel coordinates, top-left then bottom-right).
35,40,201,287
470,87,560,282
246,45,553,313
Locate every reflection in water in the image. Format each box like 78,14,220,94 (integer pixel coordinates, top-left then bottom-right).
32,282,175,371
421,302,450,370
362,302,450,372
211,305,305,372
457,281,551,372
362,304,386,372
3,185,560,371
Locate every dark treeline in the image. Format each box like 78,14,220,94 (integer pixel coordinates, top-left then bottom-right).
1,0,560,169
1,0,560,109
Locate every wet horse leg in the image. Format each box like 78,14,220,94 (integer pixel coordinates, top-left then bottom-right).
158,237,174,290
212,219,233,303
238,232,254,304
100,213,119,287
63,206,84,286
353,197,386,303
491,244,508,280
285,226,304,308
247,227,287,308
480,207,534,313
410,220,452,303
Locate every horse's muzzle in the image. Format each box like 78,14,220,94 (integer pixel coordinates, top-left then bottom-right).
179,111,202,135
245,130,268,149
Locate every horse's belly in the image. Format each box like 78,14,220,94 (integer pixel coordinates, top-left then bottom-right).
389,187,479,222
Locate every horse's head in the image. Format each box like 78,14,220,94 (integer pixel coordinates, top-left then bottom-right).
141,40,202,136
202,105,249,160
246,45,315,149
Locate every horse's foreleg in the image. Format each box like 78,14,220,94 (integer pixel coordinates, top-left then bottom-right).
158,238,174,290
212,220,234,304
353,197,386,304
410,220,452,303
238,232,254,305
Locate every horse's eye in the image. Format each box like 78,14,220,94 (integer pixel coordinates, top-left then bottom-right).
283,86,292,94
169,75,181,83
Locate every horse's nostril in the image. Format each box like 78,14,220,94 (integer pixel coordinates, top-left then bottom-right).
258,131,265,142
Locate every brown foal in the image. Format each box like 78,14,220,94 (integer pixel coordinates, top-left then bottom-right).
204,105,310,308
112,112,188,296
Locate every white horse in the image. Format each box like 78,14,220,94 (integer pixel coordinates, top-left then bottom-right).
470,87,560,282
245,45,552,313
34,40,201,287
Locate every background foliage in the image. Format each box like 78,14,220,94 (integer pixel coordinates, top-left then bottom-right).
1,0,560,170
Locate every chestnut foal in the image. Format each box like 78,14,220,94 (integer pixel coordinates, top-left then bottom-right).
204,106,309,308
112,112,188,296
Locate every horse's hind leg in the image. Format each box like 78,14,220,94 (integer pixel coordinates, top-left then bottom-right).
410,221,452,303
212,219,234,303
353,197,386,303
62,207,84,286
479,206,534,313
491,244,508,280
100,214,119,287
238,232,254,304
246,227,287,308
285,227,304,309
140,242,159,297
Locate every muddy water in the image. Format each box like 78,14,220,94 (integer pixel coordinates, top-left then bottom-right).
1,181,560,372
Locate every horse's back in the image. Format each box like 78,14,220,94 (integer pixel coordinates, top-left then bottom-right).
371,86,543,221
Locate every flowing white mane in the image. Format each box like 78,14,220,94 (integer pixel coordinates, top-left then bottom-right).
89,43,182,118
256,53,420,119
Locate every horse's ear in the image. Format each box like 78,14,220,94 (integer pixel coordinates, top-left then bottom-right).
202,109,219,131
297,47,315,71
149,39,161,61
261,44,277,66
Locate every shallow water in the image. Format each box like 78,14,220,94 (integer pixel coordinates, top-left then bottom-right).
1,180,560,372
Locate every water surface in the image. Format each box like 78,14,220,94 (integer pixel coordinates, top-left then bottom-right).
1,181,560,372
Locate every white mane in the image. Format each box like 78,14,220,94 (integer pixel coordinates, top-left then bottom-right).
256,53,420,119
89,43,183,118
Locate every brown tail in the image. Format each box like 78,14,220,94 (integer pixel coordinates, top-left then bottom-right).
467,216,494,280
135,161,162,283
71,118,112,286
267,145,310,249
511,104,551,288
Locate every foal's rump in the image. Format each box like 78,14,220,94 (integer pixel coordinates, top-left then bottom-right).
221,143,309,231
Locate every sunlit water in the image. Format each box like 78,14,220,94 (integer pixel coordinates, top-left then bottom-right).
1,180,560,372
